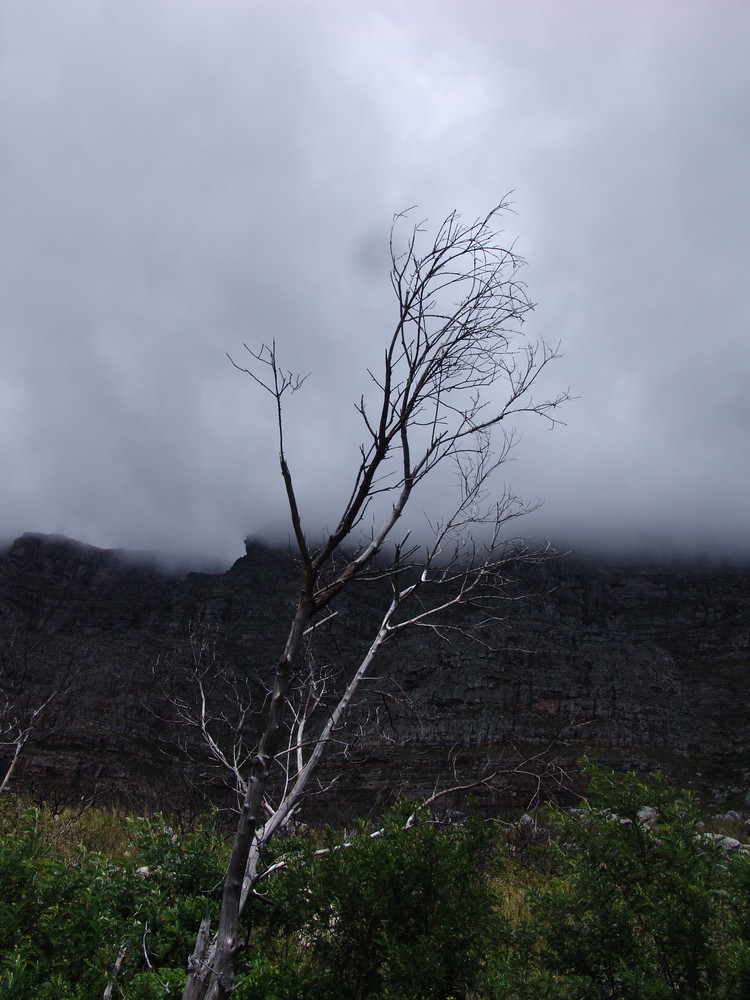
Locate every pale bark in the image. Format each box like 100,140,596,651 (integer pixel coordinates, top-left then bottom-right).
180,205,568,999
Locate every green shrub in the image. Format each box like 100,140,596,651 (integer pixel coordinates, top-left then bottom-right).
3,774,749,1000
0,800,226,998
248,803,500,1000
500,765,750,1000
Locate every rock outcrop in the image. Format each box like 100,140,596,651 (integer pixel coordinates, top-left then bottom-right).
1,533,749,816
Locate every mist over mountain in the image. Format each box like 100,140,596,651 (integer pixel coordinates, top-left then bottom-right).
3,2,750,565
2,531,749,817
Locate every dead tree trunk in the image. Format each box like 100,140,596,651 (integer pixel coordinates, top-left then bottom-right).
180,204,568,999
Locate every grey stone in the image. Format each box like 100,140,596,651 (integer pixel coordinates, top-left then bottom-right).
2,532,750,818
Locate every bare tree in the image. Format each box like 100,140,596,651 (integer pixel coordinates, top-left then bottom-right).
0,636,74,794
181,204,568,1000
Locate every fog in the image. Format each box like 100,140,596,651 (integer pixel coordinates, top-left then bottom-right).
3,1,750,566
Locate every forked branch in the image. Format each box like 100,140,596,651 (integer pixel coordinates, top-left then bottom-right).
181,204,568,1000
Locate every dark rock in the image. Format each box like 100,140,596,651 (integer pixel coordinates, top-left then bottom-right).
1,533,749,817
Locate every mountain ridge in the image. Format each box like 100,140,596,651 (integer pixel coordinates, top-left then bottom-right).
2,532,749,816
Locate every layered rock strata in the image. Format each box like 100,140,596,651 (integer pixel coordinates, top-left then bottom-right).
1,533,748,816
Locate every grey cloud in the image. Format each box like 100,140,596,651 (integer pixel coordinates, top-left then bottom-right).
2,1,750,564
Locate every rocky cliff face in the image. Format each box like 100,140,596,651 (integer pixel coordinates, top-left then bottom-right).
1,533,749,816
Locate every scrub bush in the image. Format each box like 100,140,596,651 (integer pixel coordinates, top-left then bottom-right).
0,801,227,998
245,803,500,1000
497,765,750,999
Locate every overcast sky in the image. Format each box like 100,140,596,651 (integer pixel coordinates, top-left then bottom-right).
2,0,750,566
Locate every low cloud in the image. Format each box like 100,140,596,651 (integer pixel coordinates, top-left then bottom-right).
3,1,749,564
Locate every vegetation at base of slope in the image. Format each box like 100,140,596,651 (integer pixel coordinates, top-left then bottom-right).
0,765,749,999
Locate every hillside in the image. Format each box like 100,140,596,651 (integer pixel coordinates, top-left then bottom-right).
2,532,749,816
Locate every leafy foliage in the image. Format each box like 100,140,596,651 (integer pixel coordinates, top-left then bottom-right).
248,804,499,1000
0,771,749,999
0,800,227,998
498,764,750,999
